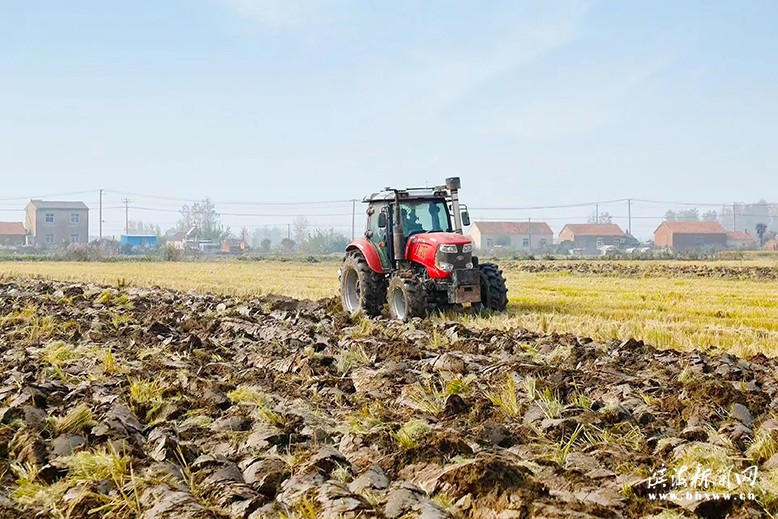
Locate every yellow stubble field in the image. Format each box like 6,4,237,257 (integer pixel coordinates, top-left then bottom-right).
2,259,777,357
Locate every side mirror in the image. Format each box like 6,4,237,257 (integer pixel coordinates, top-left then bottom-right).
461,211,470,226
377,212,387,228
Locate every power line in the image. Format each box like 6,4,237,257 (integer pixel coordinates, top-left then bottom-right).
0,190,96,201
470,198,628,211
104,190,352,206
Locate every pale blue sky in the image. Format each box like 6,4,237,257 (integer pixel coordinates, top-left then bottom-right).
1,1,776,239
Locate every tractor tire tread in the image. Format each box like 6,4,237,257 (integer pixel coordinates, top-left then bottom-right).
388,273,427,321
478,262,508,312
339,251,386,316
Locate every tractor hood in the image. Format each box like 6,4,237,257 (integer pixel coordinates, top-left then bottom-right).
405,232,474,279
407,232,472,247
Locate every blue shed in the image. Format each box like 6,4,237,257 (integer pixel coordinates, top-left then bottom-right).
120,234,158,249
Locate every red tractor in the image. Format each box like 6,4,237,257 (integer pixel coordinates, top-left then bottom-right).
339,177,508,320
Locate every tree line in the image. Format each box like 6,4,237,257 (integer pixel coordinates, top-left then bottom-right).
128,198,350,254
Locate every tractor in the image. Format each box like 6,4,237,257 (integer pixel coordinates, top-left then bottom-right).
339,177,508,320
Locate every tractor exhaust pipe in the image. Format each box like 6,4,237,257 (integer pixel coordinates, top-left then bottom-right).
393,191,405,263
447,177,463,234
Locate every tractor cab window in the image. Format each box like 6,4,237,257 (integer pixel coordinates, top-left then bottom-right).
400,201,452,237
368,203,388,242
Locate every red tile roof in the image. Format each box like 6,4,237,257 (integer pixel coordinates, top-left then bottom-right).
561,224,627,237
727,231,756,241
0,222,26,236
472,221,553,235
656,221,726,234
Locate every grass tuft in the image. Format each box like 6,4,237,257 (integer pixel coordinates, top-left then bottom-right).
40,341,81,366
394,420,431,450
228,385,286,427
405,380,446,417
746,429,778,463
51,403,94,435
335,344,372,374
486,373,522,417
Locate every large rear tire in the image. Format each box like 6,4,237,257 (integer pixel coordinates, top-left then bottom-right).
339,251,386,316
474,263,508,312
387,273,427,321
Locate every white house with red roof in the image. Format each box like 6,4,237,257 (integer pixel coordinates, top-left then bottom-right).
467,221,553,251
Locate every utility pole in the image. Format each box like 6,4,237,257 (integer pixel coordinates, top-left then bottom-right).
595,203,599,225
99,189,103,241
627,198,632,234
732,203,737,231
351,199,356,240
287,223,291,240
122,198,130,234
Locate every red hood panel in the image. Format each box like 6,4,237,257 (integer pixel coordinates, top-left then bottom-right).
408,233,472,246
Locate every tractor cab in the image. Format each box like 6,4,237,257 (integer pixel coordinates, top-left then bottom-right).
365,192,469,273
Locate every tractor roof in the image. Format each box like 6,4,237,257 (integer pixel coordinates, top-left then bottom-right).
363,186,449,203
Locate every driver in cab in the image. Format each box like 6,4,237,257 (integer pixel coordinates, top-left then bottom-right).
401,208,424,235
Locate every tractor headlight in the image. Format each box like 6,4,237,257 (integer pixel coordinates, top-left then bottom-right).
439,244,458,253
462,244,472,253
437,262,454,272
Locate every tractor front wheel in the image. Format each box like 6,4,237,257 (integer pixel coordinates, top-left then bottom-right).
474,263,508,312
387,274,426,321
339,251,386,316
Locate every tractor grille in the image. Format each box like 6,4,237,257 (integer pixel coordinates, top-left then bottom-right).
453,268,480,286
435,246,472,270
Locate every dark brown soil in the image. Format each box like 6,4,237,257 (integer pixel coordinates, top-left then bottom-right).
0,278,776,518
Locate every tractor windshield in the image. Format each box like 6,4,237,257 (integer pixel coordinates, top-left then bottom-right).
399,200,452,236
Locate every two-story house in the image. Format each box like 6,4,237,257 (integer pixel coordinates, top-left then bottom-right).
25,200,89,248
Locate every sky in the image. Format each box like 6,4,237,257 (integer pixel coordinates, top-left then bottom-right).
1,0,777,240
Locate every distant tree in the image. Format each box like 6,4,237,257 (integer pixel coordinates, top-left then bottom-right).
702,210,718,222
259,238,272,253
587,211,613,224
756,223,768,246
278,238,296,252
676,209,700,222
293,216,310,244
299,229,350,254
239,226,250,242
178,198,230,242
665,208,701,222
127,220,161,236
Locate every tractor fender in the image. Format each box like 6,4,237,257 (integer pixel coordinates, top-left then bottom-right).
346,239,384,274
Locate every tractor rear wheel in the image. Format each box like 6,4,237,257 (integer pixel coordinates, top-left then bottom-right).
339,251,386,316
387,273,426,321
474,263,508,312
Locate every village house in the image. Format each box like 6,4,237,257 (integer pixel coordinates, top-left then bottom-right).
467,221,554,251
654,221,727,251
726,231,757,249
0,222,27,247
558,224,638,253
25,200,89,248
